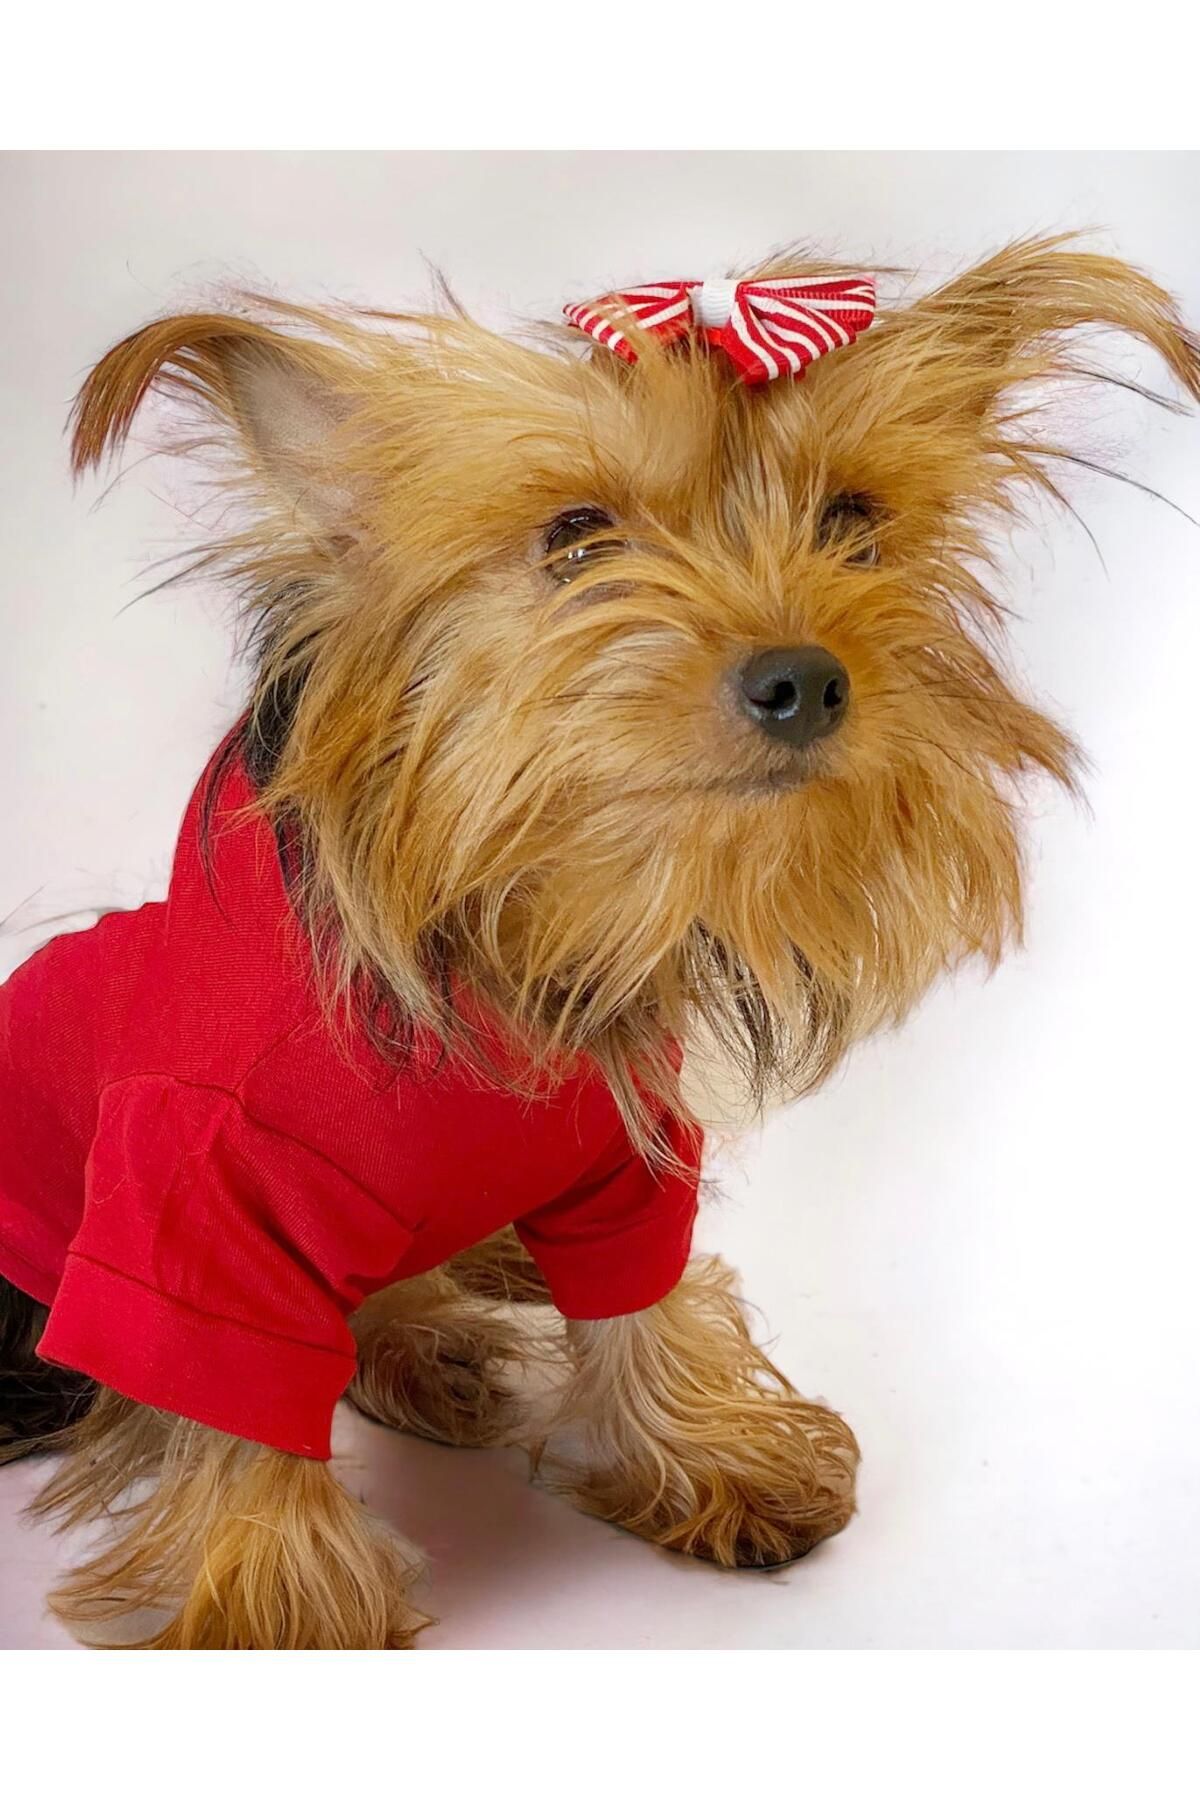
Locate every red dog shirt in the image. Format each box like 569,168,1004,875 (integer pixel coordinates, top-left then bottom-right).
0,743,701,1458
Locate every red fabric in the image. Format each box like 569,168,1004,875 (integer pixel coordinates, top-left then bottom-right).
0,743,701,1458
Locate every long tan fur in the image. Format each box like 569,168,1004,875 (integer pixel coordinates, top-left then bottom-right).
536,1256,858,1566
69,235,1200,1144
348,1265,550,1448
34,1390,427,1649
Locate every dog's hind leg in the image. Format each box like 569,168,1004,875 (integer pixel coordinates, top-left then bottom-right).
32,1389,428,1649
445,1225,553,1306
0,1271,96,1462
348,1265,554,1449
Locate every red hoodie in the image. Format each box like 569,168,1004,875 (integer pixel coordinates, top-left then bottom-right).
0,745,701,1458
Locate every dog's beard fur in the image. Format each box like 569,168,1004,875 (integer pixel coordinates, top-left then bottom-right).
70,235,1200,1142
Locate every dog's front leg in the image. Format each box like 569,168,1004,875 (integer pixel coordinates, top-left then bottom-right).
537,1256,859,1568
34,1390,428,1649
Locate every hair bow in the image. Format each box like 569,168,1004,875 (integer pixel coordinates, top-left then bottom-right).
564,275,876,385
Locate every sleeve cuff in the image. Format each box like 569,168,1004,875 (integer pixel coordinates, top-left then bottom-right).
36,1253,355,1459
516,1194,698,1322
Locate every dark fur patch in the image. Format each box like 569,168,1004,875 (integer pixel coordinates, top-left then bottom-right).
0,1273,96,1460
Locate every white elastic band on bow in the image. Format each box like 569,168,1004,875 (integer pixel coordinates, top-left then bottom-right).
691,278,739,329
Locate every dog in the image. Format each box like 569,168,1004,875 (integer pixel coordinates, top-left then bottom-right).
1,236,1195,1648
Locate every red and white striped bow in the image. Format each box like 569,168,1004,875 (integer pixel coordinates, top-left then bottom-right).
564,275,876,385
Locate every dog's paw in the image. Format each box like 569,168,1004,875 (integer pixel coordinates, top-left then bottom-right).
349,1305,530,1448
553,1392,859,1568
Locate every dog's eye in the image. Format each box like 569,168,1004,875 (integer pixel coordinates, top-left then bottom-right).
817,493,879,566
544,507,619,584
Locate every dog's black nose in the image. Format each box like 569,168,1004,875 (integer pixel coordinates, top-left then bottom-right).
736,646,851,749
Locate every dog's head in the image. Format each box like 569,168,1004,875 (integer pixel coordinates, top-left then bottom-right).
72,236,1200,1133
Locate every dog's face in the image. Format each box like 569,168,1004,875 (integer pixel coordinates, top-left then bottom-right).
74,238,1199,1128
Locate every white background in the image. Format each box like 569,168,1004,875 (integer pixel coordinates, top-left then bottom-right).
1,151,1198,1650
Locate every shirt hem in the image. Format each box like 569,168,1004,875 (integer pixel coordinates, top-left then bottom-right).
36,1253,354,1459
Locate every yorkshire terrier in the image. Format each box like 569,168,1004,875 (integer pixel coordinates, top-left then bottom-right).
1,236,1196,1649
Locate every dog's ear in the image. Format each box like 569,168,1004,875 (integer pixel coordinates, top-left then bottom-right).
879,235,1200,421
70,313,356,530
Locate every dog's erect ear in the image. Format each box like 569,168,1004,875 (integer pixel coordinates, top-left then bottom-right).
70,313,356,529
879,235,1200,421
